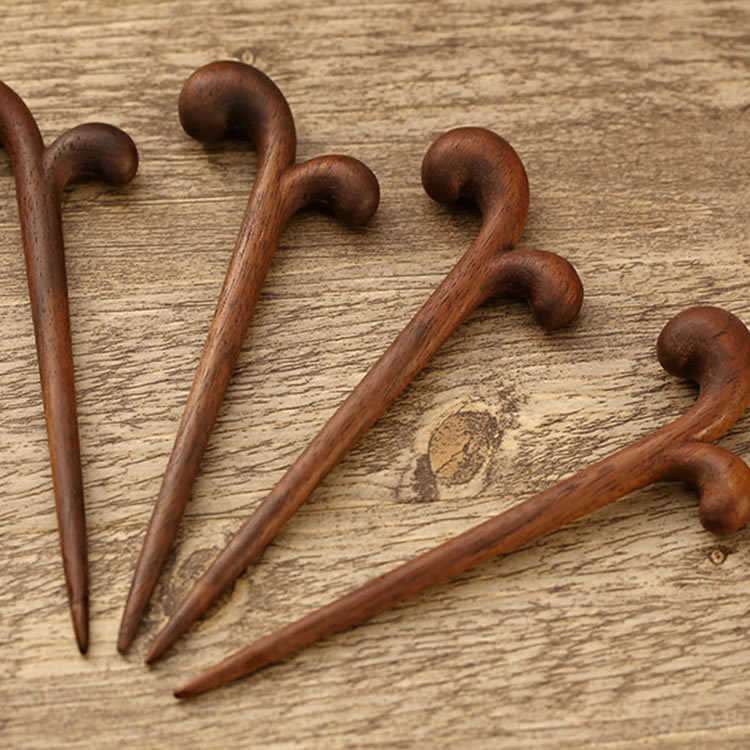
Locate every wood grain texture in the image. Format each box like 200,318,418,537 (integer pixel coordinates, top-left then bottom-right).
0,80,139,655
143,124,583,665
117,59,381,655
0,0,748,748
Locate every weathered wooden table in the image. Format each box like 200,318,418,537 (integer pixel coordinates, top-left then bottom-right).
1,2,748,747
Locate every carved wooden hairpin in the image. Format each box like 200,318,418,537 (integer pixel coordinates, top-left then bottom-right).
174,305,750,696
145,126,584,663
0,81,138,652
117,61,380,653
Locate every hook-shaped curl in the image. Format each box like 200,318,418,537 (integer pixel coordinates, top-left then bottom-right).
0,81,44,166
420,127,581,329
281,155,380,225
664,441,750,534
421,127,529,249
657,306,750,441
178,60,296,172
484,248,583,330
178,61,379,223
43,123,139,199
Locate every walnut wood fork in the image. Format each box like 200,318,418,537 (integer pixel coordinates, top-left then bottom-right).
116,61,379,653
146,126,584,663
0,81,138,652
175,305,750,697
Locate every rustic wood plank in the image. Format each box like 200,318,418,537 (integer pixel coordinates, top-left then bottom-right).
0,0,749,747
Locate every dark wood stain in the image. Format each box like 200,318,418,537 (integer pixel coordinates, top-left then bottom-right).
0,80,137,653
175,307,750,697
147,124,583,664
117,61,380,654
2,3,749,746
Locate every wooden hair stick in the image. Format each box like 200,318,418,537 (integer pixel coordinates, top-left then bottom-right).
117,61,380,652
175,305,750,697
0,81,138,652
146,126,584,663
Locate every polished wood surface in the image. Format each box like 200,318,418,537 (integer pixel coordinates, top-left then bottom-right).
117,60,379,655
175,306,750,696
0,81,138,654
145,125,582,664
1,1,749,748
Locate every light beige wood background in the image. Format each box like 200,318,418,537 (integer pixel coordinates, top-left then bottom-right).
1,1,749,747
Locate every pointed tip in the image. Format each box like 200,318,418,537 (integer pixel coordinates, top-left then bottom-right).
145,630,169,665
117,597,142,655
71,599,89,655
116,625,133,655
173,673,210,699
171,643,268,698
146,614,184,664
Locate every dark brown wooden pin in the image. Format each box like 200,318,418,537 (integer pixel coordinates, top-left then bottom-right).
174,306,750,697
147,126,584,663
117,61,380,653
0,81,138,652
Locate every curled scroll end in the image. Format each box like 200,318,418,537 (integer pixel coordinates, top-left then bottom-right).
178,60,296,169
487,248,583,329
657,307,750,392
282,155,379,225
664,441,750,535
0,80,44,162
657,307,750,437
44,123,138,197
421,127,529,247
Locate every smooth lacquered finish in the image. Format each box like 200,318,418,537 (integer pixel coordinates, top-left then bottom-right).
117,61,379,653
175,306,750,697
148,126,584,664
0,81,138,653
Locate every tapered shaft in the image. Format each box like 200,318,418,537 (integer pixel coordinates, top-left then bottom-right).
174,442,656,697
26,180,89,652
118,169,289,652
149,247,492,662
0,82,137,652
175,307,750,696
118,60,379,652
17,129,89,653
